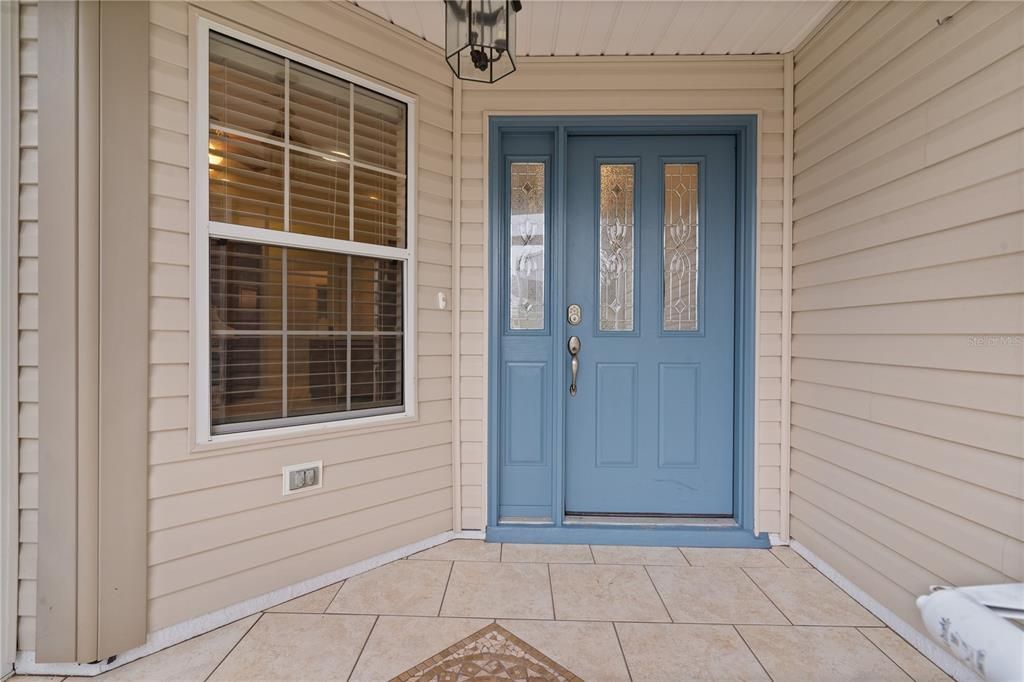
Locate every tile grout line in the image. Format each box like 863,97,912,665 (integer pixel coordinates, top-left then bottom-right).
546,563,558,620
321,581,345,614
770,547,809,569
611,622,635,682
763,550,786,568
330,610,861,626
107,608,281,675
856,627,927,681
346,614,380,682
733,624,777,681
586,544,595,563
811,566,884,627
739,567,794,625
410,557,502,564
309,613,903,627
282,581,348,616
327,577,350,613
676,547,692,566
498,542,503,562
595,561,692,567
437,560,456,617
239,606,897,622
744,564,882,628
203,612,263,682
642,564,675,623
503,560,598,565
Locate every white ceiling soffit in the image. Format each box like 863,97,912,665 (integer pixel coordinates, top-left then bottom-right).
349,1,839,56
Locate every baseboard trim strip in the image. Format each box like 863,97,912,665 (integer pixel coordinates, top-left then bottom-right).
16,530,483,676
790,540,979,682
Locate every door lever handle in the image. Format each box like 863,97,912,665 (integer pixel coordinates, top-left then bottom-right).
568,336,581,396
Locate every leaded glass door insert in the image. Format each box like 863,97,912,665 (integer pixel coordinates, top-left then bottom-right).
599,164,635,331
509,162,546,330
664,163,700,331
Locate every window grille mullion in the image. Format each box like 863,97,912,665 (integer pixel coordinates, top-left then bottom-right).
209,122,409,181
284,58,291,233
208,221,410,262
282,59,291,419
346,255,352,412
347,82,355,412
209,123,286,149
348,82,355,242
281,248,289,418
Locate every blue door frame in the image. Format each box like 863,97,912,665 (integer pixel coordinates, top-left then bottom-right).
486,115,767,548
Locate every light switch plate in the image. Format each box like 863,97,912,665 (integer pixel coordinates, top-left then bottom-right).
282,460,323,495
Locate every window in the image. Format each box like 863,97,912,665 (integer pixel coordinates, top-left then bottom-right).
199,26,414,437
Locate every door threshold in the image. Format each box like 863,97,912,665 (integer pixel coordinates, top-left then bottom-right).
498,516,553,525
563,514,737,528
486,523,768,548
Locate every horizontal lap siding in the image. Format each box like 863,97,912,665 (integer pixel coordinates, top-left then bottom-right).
457,58,785,531
16,0,37,653
792,0,1024,632
146,2,453,632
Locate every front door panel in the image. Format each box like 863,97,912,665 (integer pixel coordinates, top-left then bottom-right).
564,135,737,515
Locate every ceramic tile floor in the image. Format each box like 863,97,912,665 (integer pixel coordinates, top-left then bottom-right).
13,542,952,682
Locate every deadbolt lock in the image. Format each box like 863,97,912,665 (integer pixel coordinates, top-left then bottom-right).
567,304,583,326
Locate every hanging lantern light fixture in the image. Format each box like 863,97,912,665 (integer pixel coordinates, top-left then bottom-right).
445,0,523,83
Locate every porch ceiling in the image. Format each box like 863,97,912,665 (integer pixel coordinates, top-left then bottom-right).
349,1,838,56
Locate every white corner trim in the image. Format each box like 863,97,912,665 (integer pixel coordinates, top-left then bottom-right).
0,0,18,675
751,108,763,536
768,533,788,546
16,530,483,677
450,75,463,534
790,540,981,682
779,51,794,545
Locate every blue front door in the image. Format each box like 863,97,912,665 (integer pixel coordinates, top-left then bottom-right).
563,135,737,515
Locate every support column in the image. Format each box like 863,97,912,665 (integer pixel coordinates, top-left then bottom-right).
37,0,82,661
97,0,149,656
35,0,149,663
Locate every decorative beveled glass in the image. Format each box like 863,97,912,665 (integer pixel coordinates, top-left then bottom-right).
663,163,700,331
599,164,635,332
445,0,520,83
509,162,545,329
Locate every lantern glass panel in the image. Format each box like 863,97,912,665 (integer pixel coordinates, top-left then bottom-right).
445,1,469,59
445,0,518,83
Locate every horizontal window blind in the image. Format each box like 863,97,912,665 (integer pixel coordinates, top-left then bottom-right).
209,132,285,229
205,30,410,435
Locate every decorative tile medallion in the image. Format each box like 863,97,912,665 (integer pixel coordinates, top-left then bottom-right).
390,623,581,681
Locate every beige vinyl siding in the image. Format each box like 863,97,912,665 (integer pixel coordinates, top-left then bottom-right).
457,58,786,531
791,0,1024,633
145,1,454,632
16,0,37,653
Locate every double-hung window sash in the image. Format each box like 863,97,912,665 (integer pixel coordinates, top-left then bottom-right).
204,31,409,435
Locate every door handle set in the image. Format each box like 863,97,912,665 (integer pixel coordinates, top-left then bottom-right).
567,335,581,396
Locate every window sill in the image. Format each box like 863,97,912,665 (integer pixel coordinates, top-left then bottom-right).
191,408,419,455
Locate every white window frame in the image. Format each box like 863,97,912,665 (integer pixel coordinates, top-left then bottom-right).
193,17,418,445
